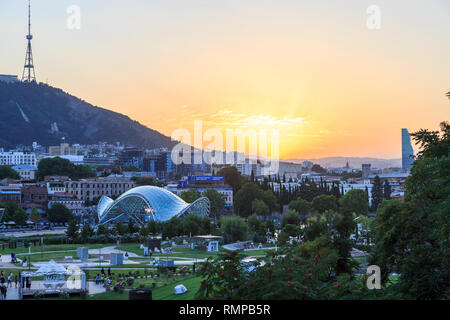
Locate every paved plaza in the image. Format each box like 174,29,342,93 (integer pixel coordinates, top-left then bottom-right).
1,280,106,300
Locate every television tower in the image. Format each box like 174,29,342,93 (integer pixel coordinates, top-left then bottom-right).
22,0,36,82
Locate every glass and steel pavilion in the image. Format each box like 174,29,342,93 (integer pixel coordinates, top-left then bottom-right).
97,186,210,226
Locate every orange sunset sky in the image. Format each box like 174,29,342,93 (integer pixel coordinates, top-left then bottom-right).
1,0,449,159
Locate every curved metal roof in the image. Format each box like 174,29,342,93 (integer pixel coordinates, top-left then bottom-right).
97,186,209,223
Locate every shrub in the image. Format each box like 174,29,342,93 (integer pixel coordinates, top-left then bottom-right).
113,281,126,293
126,277,134,286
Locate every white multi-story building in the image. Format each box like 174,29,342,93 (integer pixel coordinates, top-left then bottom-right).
11,165,37,180
48,143,78,156
40,155,84,165
46,181,67,195
166,176,234,210
0,151,37,166
48,193,86,215
235,159,261,177
66,178,136,202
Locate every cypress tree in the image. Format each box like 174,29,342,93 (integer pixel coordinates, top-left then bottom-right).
371,175,384,211
383,180,392,200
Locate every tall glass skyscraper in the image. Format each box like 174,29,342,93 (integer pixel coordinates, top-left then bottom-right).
402,128,414,170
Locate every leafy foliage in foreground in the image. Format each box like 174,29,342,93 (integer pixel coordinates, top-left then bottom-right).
195,238,382,300
371,121,450,299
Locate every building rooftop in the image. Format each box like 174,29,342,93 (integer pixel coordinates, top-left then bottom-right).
22,185,48,195
12,164,38,170
368,173,410,179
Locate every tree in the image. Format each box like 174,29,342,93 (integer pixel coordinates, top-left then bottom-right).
13,208,28,226
369,121,450,299
339,189,369,216
410,121,449,158
131,176,163,187
357,214,374,245
261,190,279,213
220,215,248,243
203,189,226,219
234,182,264,217
251,199,269,216
139,224,150,237
288,198,312,220
199,216,212,235
47,203,73,223
216,166,245,194
371,176,383,212
304,215,328,242
114,221,128,236
96,224,109,236
183,214,204,236
80,224,93,243
0,165,20,180
37,157,95,180
30,208,41,228
370,199,404,283
146,219,161,235
247,214,262,233
281,210,301,227
161,217,183,239
66,219,79,239
311,194,337,214
326,209,357,275
0,202,22,223
383,180,391,200
180,190,202,203
122,165,140,172
196,237,376,300
396,156,449,299
311,164,326,174
279,224,301,245
264,219,275,235
128,218,137,234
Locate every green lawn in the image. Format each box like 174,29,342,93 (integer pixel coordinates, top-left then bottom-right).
86,276,203,300
116,243,222,259
351,256,367,266
115,243,170,256
26,252,100,262
239,250,269,257
114,243,143,255
152,276,202,300
0,243,112,255
87,290,128,300
165,248,222,259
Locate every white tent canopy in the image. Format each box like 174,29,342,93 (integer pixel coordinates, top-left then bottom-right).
174,284,187,295
35,260,68,275
19,260,87,299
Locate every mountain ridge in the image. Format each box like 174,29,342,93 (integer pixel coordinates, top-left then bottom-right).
0,81,176,149
286,157,402,169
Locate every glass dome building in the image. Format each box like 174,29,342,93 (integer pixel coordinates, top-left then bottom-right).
97,186,210,225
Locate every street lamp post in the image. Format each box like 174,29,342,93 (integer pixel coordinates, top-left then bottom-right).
28,246,31,271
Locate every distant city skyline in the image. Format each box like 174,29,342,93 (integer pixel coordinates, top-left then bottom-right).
0,1,449,159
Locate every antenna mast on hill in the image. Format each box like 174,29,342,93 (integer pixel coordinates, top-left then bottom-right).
22,0,36,83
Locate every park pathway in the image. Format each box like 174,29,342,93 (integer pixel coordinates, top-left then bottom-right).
88,246,139,258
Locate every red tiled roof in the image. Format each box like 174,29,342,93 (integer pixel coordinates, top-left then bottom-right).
21,185,48,195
